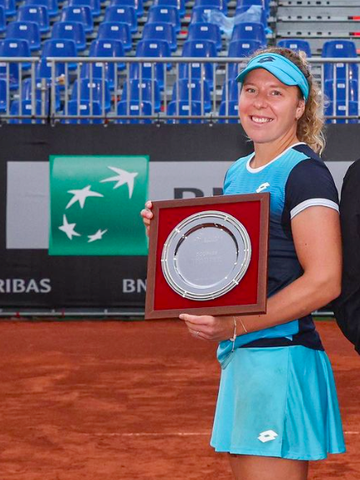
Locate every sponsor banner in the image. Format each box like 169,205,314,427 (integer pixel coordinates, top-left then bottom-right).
6,160,351,250
49,155,149,256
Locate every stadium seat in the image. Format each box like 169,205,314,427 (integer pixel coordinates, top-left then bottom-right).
154,0,185,18
65,100,103,123
191,6,220,24
277,39,311,57
129,39,171,88
180,40,217,89
235,5,267,27
322,40,358,83
36,39,78,81
0,78,7,113
97,22,132,52
218,100,239,123
167,100,203,123
221,80,240,103
187,23,222,52
6,21,41,51
21,78,61,111
9,99,43,123
325,79,358,106
68,0,101,18
16,5,50,34
0,0,16,18
0,6,5,34
121,78,161,112
227,39,262,79
0,39,31,72
116,100,153,123
51,21,86,52
80,39,125,89
231,22,266,45
25,0,59,18
237,0,269,17
194,0,227,14
325,101,358,124
104,6,137,34
61,6,93,33
142,22,177,52
147,6,180,34
110,0,144,18
171,78,212,112
71,78,111,112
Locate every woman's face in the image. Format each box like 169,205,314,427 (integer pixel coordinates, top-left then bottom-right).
238,68,305,146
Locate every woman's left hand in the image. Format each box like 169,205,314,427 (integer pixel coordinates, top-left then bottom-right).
179,313,234,342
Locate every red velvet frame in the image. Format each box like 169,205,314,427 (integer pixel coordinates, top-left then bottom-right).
145,193,269,320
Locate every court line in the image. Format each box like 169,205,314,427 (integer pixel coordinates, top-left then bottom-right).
77,431,359,437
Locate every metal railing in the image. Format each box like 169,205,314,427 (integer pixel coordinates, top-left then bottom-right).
0,56,359,123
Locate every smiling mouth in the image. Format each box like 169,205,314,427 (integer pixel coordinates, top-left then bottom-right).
250,116,274,124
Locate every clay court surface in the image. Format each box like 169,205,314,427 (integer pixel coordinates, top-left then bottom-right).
0,319,359,480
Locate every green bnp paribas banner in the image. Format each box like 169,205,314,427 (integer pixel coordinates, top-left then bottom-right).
49,155,149,256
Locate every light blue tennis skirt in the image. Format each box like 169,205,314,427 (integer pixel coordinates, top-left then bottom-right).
210,346,346,460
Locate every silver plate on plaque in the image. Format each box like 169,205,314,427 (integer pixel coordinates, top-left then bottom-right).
161,210,252,301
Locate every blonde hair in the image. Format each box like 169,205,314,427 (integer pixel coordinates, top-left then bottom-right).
247,46,326,154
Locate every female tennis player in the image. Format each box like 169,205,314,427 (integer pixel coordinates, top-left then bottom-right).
141,47,345,480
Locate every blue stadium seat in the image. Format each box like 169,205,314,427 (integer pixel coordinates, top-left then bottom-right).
0,0,16,18
191,6,220,24
167,100,203,123
116,100,153,123
218,100,239,123
227,39,262,79
221,80,240,103
80,39,125,89
110,0,144,18
187,22,222,52
0,78,7,113
104,6,137,33
9,99,43,123
147,6,180,33
171,78,212,112
180,40,217,89
142,22,176,51
0,39,31,71
325,101,358,124
322,40,358,83
97,22,132,52
231,22,266,45
235,5,267,27
71,78,111,112
6,21,41,51
0,6,5,34
325,78,358,104
195,0,227,14
277,39,311,57
237,0,269,17
68,0,101,18
36,39,78,81
25,0,59,18
66,100,103,123
154,0,185,18
130,39,171,88
17,5,50,34
52,21,86,51
21,78,61,111
121,78,161,112
61,6,93,33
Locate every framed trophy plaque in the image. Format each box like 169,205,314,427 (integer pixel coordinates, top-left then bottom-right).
145,193,269,320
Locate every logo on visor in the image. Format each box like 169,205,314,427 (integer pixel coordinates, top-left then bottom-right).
257,56,275,64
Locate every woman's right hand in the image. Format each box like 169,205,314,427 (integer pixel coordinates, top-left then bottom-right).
140,200,153,237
